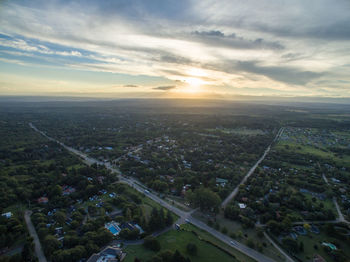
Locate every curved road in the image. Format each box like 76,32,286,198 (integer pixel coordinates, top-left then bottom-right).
24,210,47,262
222,128,284,208
29,123,277,262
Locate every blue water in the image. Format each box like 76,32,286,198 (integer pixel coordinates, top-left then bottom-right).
108,225,119,235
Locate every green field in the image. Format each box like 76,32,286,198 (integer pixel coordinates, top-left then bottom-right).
207,128,266,136
124,227,239,262
292,230,350,262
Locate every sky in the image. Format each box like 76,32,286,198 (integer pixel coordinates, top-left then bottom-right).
0,0,350,99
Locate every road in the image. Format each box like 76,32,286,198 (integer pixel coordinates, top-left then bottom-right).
24,210,47,262
264,233,295,262
321,171,348,224
222,127,284,208
29,123,277,262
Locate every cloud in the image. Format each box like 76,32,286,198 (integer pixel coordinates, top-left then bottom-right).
153,85,176,91
0,0,349,97
124,84,138,87
191,30,284,50
234,61,323,85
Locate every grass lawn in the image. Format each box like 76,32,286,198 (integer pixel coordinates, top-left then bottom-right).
292,231,350,261
124,227,239,262
181,223,257,262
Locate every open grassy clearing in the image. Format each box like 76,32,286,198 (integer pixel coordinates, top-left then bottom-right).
292,230,350,262
207,128,266,136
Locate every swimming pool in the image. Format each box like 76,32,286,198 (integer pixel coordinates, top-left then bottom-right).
108,225,120,235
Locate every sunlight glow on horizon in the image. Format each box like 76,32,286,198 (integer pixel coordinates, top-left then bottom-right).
0,1,349,98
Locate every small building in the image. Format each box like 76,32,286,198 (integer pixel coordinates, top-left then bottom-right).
62,185,76,196
1,212,12,218
38,197,49,204
238,203,246,209
216,178,228,187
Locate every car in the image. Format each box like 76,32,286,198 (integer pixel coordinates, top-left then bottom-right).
144,189,150,194
230,241,237,246
185,219,190,223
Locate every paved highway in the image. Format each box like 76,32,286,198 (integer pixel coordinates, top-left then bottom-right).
29,123,277,262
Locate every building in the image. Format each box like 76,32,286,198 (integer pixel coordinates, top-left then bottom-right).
216,178,228,186
87,246,125,262
37,197,49,204
105,221,144,236
1,212,12,218
238,203,246,209
62,185,76,196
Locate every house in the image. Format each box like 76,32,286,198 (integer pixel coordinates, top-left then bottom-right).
62,185,76,196
38,197,49,204
87,246,125,262
293,226,307,235
105,221,144,236
216,178,228,187
120,222,144,234
1,212,12,218
310,224,320,234
238,203,246,209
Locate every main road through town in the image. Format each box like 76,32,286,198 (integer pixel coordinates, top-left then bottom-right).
221,127,284,208
29,122,276,262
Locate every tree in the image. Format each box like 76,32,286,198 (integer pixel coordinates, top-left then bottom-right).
119,228,139,240
54,211,66,225
282,238,298,253
44,235,60,256
266,220,282,235
165,211,174,226
224,205,240,220
246,238,255,249
191,187,221,213
186,243,197,256
303,223,311,231
171,250,191,262
125,208,132,221
143,236,160,251
299,241,304,252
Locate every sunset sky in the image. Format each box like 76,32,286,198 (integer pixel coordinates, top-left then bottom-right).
0,0,349,98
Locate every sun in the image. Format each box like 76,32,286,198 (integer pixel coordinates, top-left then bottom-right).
185,77,203,93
